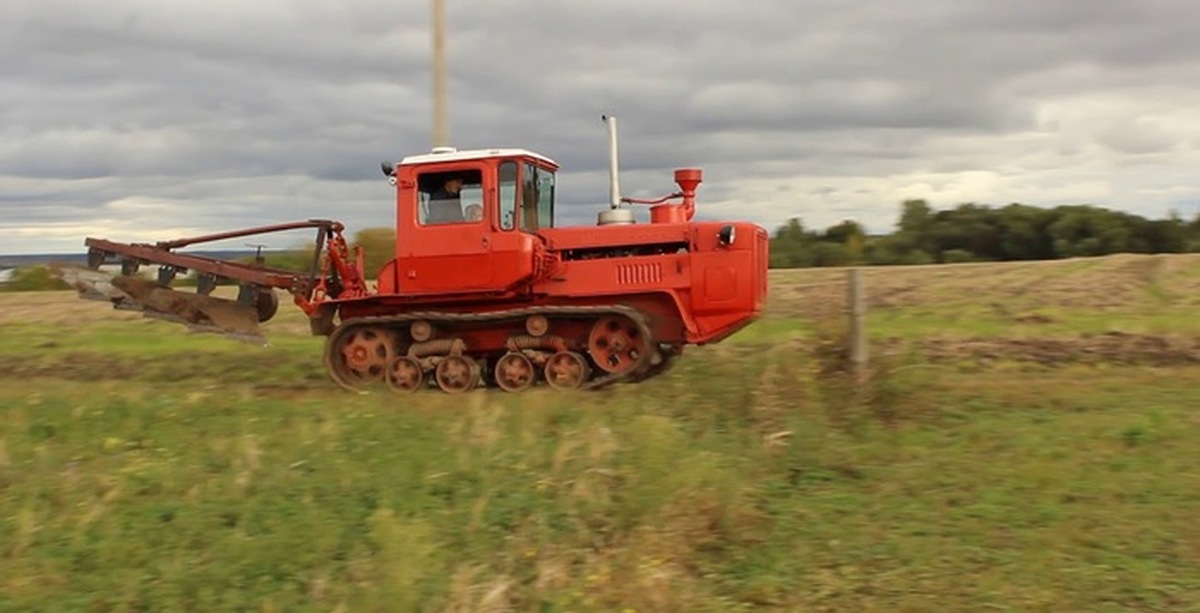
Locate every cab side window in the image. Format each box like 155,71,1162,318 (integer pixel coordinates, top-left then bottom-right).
498,162,518,230
418,169,484,225
519,162,555,231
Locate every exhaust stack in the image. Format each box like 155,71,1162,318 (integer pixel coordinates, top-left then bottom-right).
604,114,623,209
598,114,635,225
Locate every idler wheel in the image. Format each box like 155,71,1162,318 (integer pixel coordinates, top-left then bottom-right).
494,351,536,392
386,355,425,393
544,351,589,390
328,327,393,389
435,355,479,393
587,315,648,374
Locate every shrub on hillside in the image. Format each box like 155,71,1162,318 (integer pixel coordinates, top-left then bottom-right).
0,266,71,292
940,249,979,264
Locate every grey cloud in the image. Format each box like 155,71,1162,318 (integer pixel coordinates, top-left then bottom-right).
1098,120,1180,156
4,0,1200,253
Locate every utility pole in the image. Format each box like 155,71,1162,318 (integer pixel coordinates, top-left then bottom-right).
431,0,448,148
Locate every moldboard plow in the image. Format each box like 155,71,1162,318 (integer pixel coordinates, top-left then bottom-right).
54,219,357,346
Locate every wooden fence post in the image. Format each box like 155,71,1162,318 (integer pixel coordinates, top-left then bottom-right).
848,268,868,381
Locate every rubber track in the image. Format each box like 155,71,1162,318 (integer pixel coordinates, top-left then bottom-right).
323,304,655,392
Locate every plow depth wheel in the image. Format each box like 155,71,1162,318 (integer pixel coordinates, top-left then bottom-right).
435,355,479,393
329,327,393,388
255,289,279,323
587,315,649,374
544,351,589,390
387,356,425,393
494,352,536,392
237,285,279,323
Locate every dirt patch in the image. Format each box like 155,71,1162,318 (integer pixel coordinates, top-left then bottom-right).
0,350,326,388
1012,313,1057,325
0,291,145,326
0,352,142,381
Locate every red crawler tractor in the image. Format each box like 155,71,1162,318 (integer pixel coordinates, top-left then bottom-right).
67,118,769,393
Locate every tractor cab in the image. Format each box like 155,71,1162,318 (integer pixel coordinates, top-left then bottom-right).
382,147,559,296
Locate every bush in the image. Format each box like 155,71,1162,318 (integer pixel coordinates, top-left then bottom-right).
351,228,397,279
940,249,979,264
0,266,71,292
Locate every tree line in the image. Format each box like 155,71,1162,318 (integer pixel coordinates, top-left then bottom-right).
769,200,1200,269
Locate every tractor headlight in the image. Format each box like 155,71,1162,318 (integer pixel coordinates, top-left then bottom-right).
717,225,736,246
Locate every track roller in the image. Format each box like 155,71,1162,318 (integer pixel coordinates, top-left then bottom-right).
435,354,480,393
544,351,590,390
387,355,425,392
494,351,537,392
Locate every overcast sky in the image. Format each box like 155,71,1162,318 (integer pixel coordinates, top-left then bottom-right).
4,0,1200,254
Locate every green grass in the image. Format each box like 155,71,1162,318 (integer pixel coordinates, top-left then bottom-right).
2,347,1199,610
725,316,811,344
0,320,324,356
2,255,1200,610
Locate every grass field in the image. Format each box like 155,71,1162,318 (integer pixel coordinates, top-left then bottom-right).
2,254,1199,611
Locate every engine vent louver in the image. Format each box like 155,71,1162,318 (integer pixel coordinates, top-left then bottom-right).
616,263,663,285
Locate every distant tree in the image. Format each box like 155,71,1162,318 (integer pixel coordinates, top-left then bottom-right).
997,203,1055,260
352,227,397,279
775,217,810,244
928,203,1001,261
897,199,936,258
821,219,866,244
1047,206,1131,257
768,218,819,268
898,199,933,235
810,242,853,267
820,219,867,263
863,234,932,265
1190,212,1200,252
762,201,1196,269
1139,211,1188,253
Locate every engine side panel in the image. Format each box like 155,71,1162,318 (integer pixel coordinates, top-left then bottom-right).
531,220,768,344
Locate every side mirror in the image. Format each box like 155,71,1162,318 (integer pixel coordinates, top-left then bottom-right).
380,161,395,177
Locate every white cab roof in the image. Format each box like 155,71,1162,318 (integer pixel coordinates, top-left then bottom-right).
399,147,559,168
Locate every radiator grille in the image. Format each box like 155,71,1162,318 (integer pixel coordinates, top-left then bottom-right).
617,262,663,285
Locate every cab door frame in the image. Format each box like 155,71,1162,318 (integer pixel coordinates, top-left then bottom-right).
394,161,495,293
